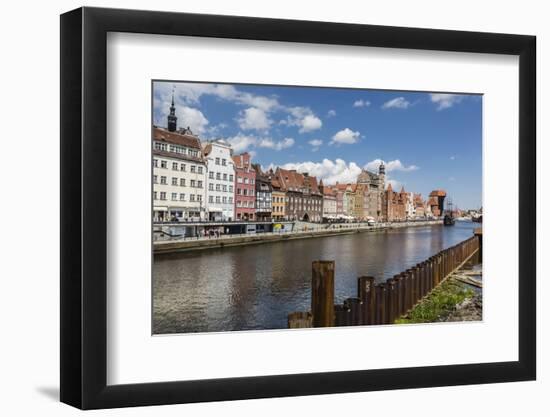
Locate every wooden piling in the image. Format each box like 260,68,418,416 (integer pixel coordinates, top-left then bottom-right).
475,228,482,262
334,304,351,326
344,297,362,326
288,312,313,328
358,276,376,325
311,260,335,327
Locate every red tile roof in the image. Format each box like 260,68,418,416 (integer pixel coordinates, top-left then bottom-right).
153,127,202,149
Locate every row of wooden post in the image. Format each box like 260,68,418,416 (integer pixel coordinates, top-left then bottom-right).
288,234,480,328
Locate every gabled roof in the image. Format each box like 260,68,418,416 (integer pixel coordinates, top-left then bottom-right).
153,127,202,149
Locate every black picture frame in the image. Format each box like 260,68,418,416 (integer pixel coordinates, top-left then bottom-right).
60,6,536,410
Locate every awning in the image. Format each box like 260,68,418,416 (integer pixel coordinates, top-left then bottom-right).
154,206,168,212
208,207,223,212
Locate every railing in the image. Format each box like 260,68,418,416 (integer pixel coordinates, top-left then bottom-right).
287,232,481,328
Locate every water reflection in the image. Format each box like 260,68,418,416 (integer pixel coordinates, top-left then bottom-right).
153,221,478,334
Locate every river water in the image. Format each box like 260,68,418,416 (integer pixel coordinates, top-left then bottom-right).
153,220,478,334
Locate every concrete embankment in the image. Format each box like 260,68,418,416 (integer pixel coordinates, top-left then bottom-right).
154,220,443,255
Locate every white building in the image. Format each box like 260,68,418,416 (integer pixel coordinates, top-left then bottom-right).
203,140,235,221
405,192,416,219
152,125,207,222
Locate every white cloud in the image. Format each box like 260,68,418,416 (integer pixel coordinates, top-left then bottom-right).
237,107,272,131
178,106,209,134
331,128,360,145
226,133,295,153
258,137,295,151
299,114,323,133
280,106,323,133
226,133,258,153
429,93,464,110
278,158,363,185
381,97,410,109
327,109,336,117
386,178,403,190
353,99,371,108
308,139,323,152
364,159,419,173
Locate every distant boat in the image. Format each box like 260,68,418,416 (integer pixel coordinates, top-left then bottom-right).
443,198,455,226
472,215,482,223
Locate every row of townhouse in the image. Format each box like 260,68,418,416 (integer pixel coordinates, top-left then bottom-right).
153,97,445,223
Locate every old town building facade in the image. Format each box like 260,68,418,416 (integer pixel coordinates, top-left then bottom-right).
253,164,272,221
274,168,323,222
152,96,207,221
233,153,256,221
203,140,235,221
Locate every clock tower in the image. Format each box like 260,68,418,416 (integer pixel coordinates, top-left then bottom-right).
167,90,177,132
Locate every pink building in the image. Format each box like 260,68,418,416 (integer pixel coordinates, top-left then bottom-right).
233,153,256,221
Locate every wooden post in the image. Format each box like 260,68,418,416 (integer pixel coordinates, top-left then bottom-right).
475,227,482,263
334,304,351,326
386,278,397,324
358,276,376,325
311,260,335,327
288,312,313,328
375,284,386,324
344,297,362,325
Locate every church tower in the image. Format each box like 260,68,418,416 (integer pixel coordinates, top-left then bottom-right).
378,161,386,189
167,89,177,132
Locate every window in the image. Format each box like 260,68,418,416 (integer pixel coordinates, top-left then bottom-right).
190,194,195,202
190,165,196,173
160,192,166,200
153,191,157,200
197,194,202,201
197,181,203,188
237,176,243,183
228,197,233,204
216,184,220,191
197,166,203,174
229,185,233,193
216,173,221,180
209,184,214,191
244,178,249,184
180,163,186,171
223,173,227,181
153,175,158,184
154,142,168,151
190,180,196,188
160,176,167,185
171,193,177,201
250,179,254,185
209,172,214,179
215,196,220,203
180,178,186,187
161,160,167,169
172,177,178,186
229,174,234,182
153,159,158,167
215,157,220,165
222,158,226,166
237,188,241,195
243,189,247,196
179,193,185,201
222,185,227,192
222,196,227,204
209,196,214,203
172,162,178,170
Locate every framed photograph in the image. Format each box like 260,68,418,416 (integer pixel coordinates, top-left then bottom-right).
60,7,536,409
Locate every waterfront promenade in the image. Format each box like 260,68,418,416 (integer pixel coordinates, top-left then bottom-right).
154,219,443,254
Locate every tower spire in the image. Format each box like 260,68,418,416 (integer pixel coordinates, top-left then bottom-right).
167,85,177,132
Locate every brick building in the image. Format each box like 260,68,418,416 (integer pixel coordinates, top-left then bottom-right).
232,152,256,221
274,168,323,222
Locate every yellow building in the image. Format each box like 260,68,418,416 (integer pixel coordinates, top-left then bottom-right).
271,178,286,221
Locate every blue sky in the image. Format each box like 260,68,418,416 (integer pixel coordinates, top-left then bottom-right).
153,81,482,209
